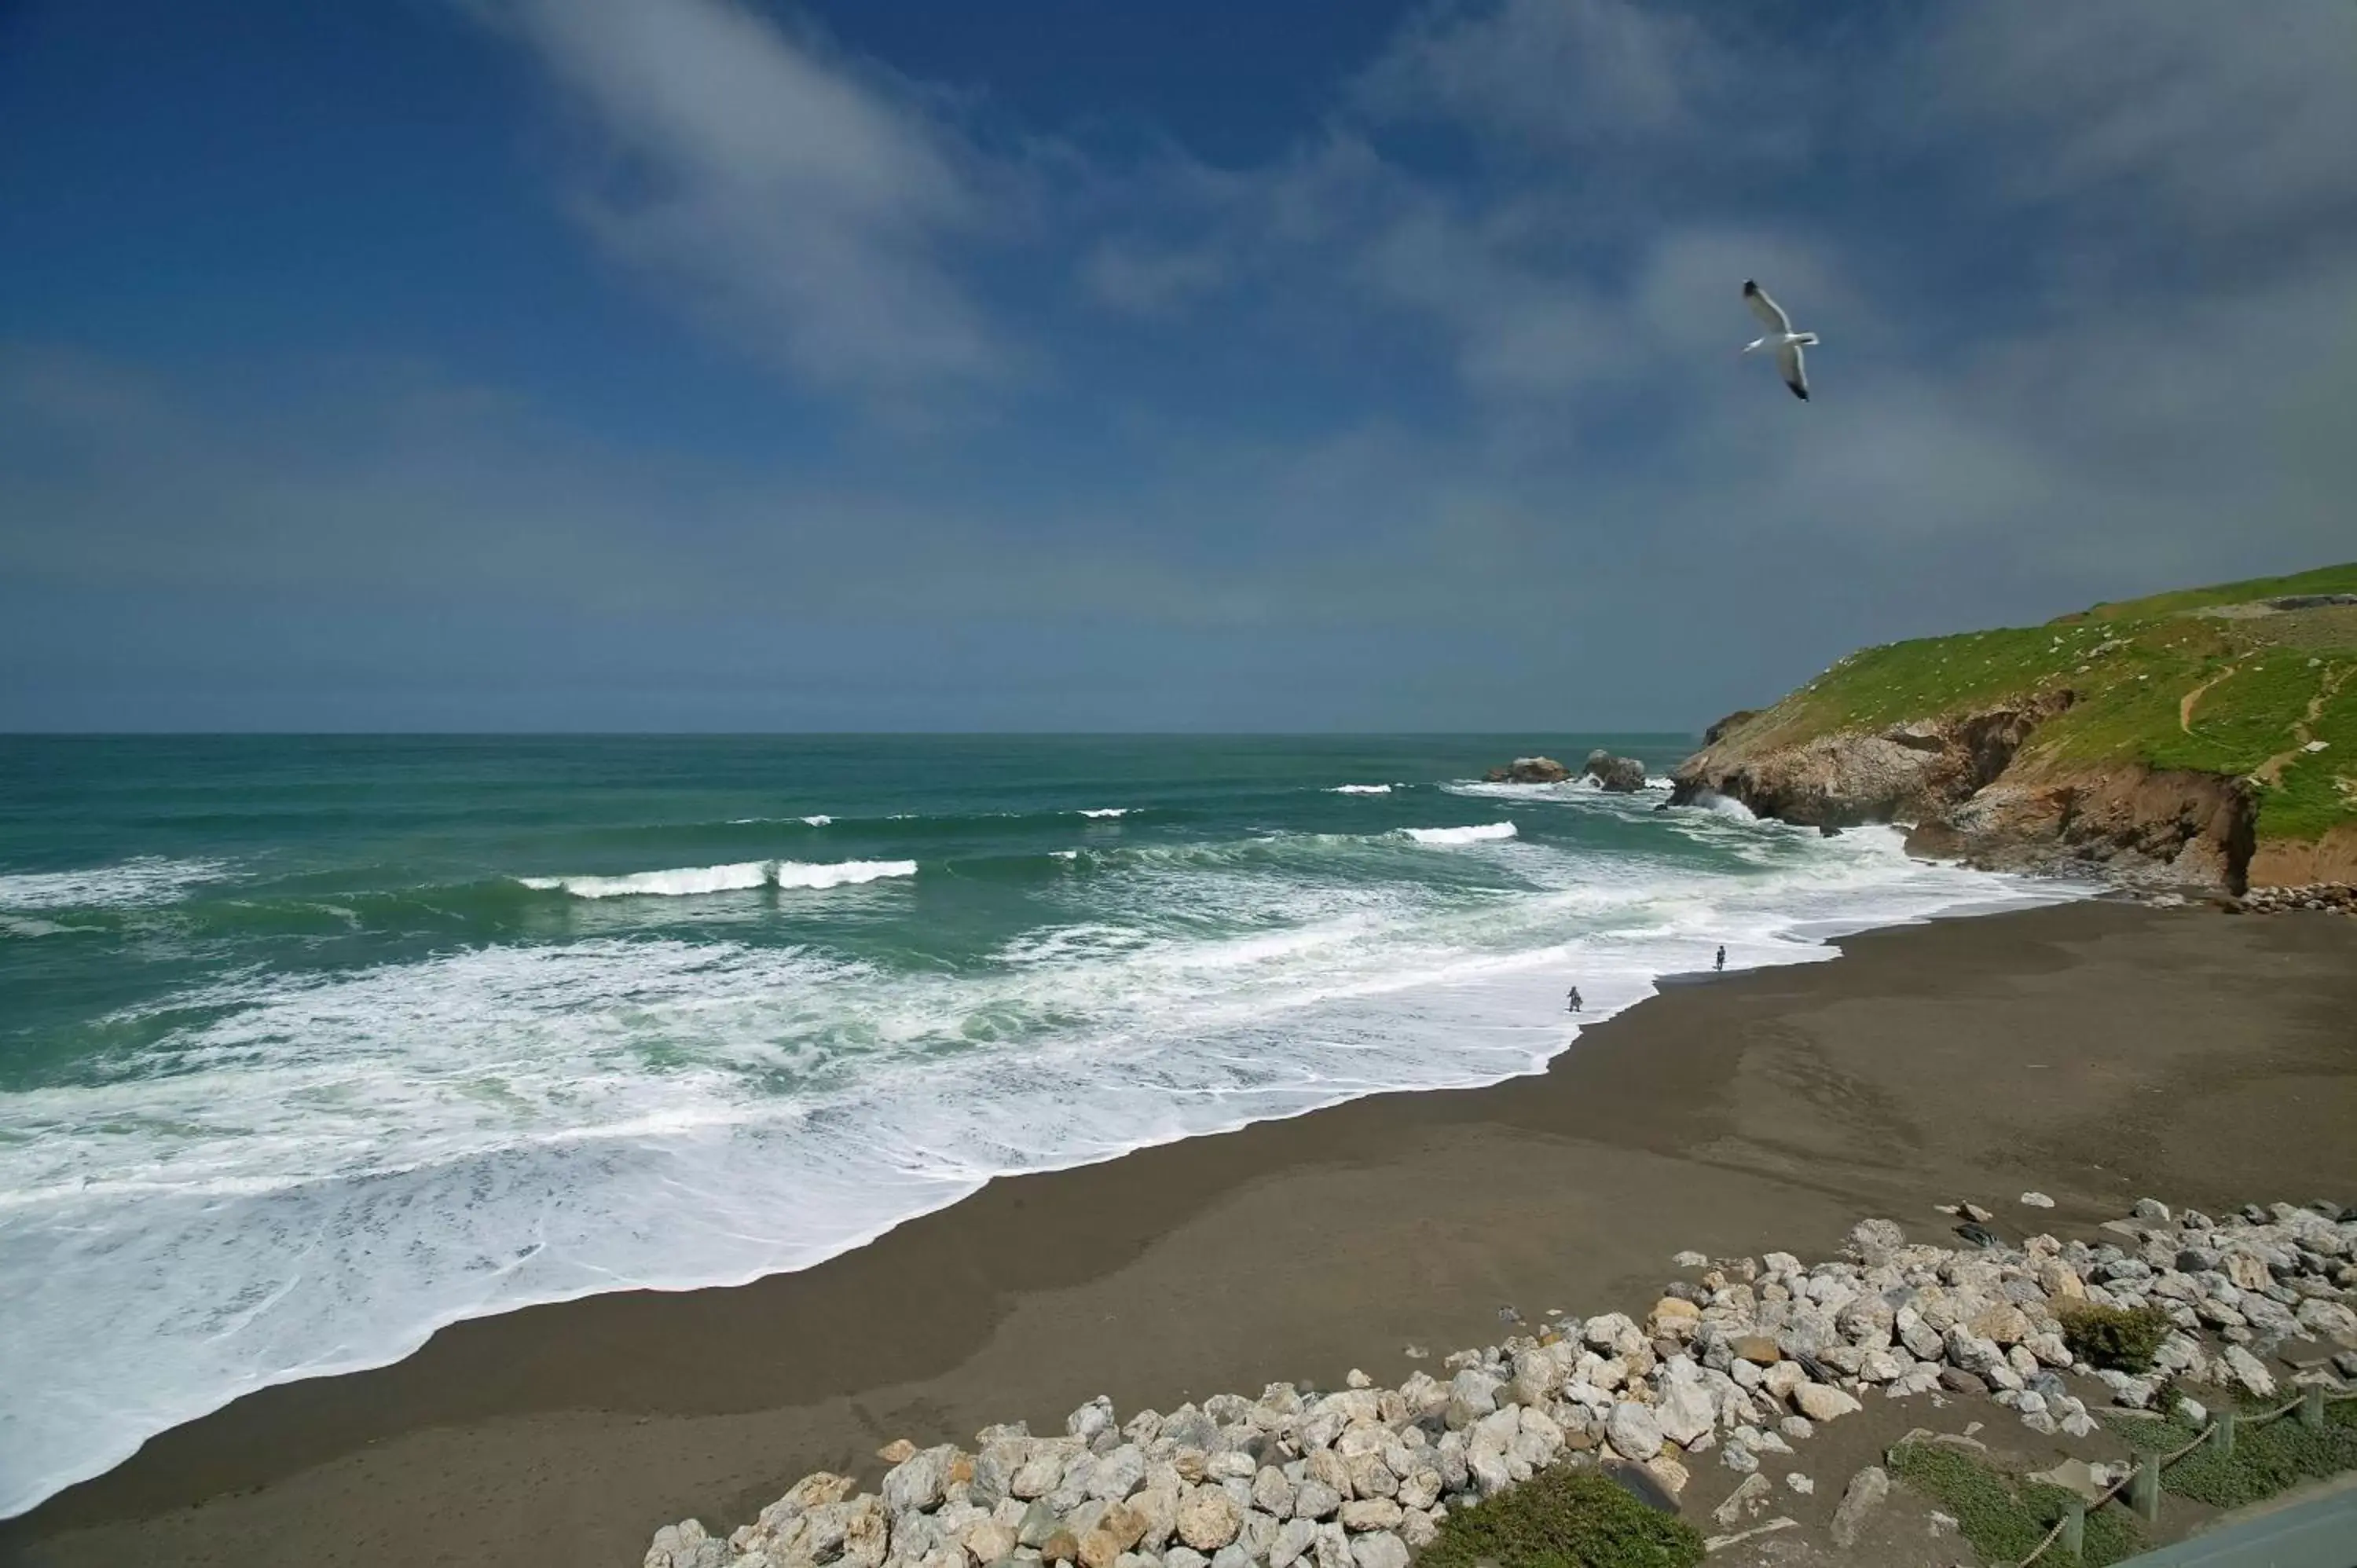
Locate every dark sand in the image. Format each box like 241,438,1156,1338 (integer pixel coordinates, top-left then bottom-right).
7,900,2355,1568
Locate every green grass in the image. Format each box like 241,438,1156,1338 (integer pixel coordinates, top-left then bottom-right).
2069,563,2357,624
1707,562,2357,848
1417,1466,1705,1568
2104,1397,2357,1511
1888,1442,2143,1566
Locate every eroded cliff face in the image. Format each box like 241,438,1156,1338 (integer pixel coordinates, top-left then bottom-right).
1672,695,2263,893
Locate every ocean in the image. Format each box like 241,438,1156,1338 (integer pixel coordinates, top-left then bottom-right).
0,735,2077,1516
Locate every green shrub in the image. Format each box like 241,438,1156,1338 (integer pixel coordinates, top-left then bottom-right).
2058,1302,2173,1373
1417,1466,1705,1568
1888,1442,2143,1566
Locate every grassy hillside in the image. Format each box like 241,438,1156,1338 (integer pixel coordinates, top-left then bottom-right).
1724,564,2357,843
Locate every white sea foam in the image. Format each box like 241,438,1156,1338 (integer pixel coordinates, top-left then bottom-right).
516,860,915,899
1325,784,1394,794
774,859,917,890
517,863,771,899
0,820,2087,1519
802,815,834,827
0,856,228,911
1076,808,1131,819
1400,822,1518,845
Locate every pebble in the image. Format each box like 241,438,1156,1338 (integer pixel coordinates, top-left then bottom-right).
2021,1192,2056,1208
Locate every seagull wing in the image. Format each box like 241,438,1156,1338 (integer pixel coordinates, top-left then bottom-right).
1776,341,1810,401
1743,279,1793,332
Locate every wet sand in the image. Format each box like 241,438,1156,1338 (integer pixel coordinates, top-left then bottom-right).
7,899,2355,1568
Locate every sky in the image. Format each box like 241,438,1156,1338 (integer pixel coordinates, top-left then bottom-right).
2,0,2353,732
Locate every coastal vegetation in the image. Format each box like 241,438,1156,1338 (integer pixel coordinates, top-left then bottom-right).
2057,1303,2174,1376
1678,562,2357,887
2105,1397,2357,1511
1417,1467,1702,1568
1884,1440,2143,1567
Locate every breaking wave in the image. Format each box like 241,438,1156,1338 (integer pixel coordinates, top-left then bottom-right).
516,860,918,899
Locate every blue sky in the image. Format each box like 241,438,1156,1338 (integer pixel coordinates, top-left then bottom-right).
2,0,2352,731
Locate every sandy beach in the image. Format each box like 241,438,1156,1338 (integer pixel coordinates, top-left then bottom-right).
7,899,2355,1568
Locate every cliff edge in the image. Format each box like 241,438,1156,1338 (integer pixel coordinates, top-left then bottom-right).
1673,565,2357,895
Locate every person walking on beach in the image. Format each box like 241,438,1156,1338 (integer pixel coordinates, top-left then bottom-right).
1566,986,1582,1013
1714,946,1725,973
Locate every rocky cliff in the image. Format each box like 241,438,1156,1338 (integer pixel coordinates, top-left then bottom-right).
1672,565,2357,896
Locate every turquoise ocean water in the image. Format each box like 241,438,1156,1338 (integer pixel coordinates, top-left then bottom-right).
0,735,2075,1515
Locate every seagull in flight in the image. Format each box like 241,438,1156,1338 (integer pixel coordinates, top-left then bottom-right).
1741,280,1817,401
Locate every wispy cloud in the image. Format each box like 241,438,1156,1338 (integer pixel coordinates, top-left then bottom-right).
475,0,1015,401
1356,0,1726,152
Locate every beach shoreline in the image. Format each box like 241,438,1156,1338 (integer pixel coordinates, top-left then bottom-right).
8,898,2355,1567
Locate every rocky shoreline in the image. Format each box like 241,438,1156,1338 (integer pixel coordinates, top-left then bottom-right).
643,1198,2357,1568
1672,708,2357,908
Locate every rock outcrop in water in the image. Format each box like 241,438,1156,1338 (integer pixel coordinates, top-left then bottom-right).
641,1197,2357,1568
1582,751,1648,793
1484,757,1570,784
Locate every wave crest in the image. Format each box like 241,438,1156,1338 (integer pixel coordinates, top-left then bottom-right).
1398,822,1518,846
517,860,917,899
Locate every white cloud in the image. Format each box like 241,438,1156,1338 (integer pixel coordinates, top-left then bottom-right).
1080,241,1228,317
1909,0,2357,236
1358,0,1723,152
479,0,1013,398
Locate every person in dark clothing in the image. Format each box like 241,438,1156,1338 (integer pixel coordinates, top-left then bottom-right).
1714,945,1726,972
1566,987,1582,1013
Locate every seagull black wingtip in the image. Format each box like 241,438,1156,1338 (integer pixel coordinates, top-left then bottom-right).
1788,383,1809,401
1743,279,1761,297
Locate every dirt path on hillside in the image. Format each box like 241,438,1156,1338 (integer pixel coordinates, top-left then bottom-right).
2253,661,2351,786
2179,665,2237,735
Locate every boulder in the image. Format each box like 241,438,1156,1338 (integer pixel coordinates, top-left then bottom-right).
1712,1472,1774,1528
1270,1519,1320,1568
1089,1445,1148,1503
1846,1218,1908,1266
1829,1467,1890,1550
1648,1297,1703,1340
1348,1532,1411,1568
1583,750,1648,793
1175,1488,1243,1552
964,1520,1020,1565
1605,1402,1665,1461
1442,1369,1501,1430
883,1445,959,1515
1654,1379,1717,1448
1485,756,1570,784
2222,1345,2277,1398
1292,1481,1341,1522
1792,1384,1861,1423
1969,1305,2033,1346
1338,1499,1402,1533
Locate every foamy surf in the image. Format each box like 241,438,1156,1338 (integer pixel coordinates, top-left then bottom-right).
0,856,229,911
1326,784,1394,794
1400,822,1518,845
518,859,918,898
0,735,2095,1520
